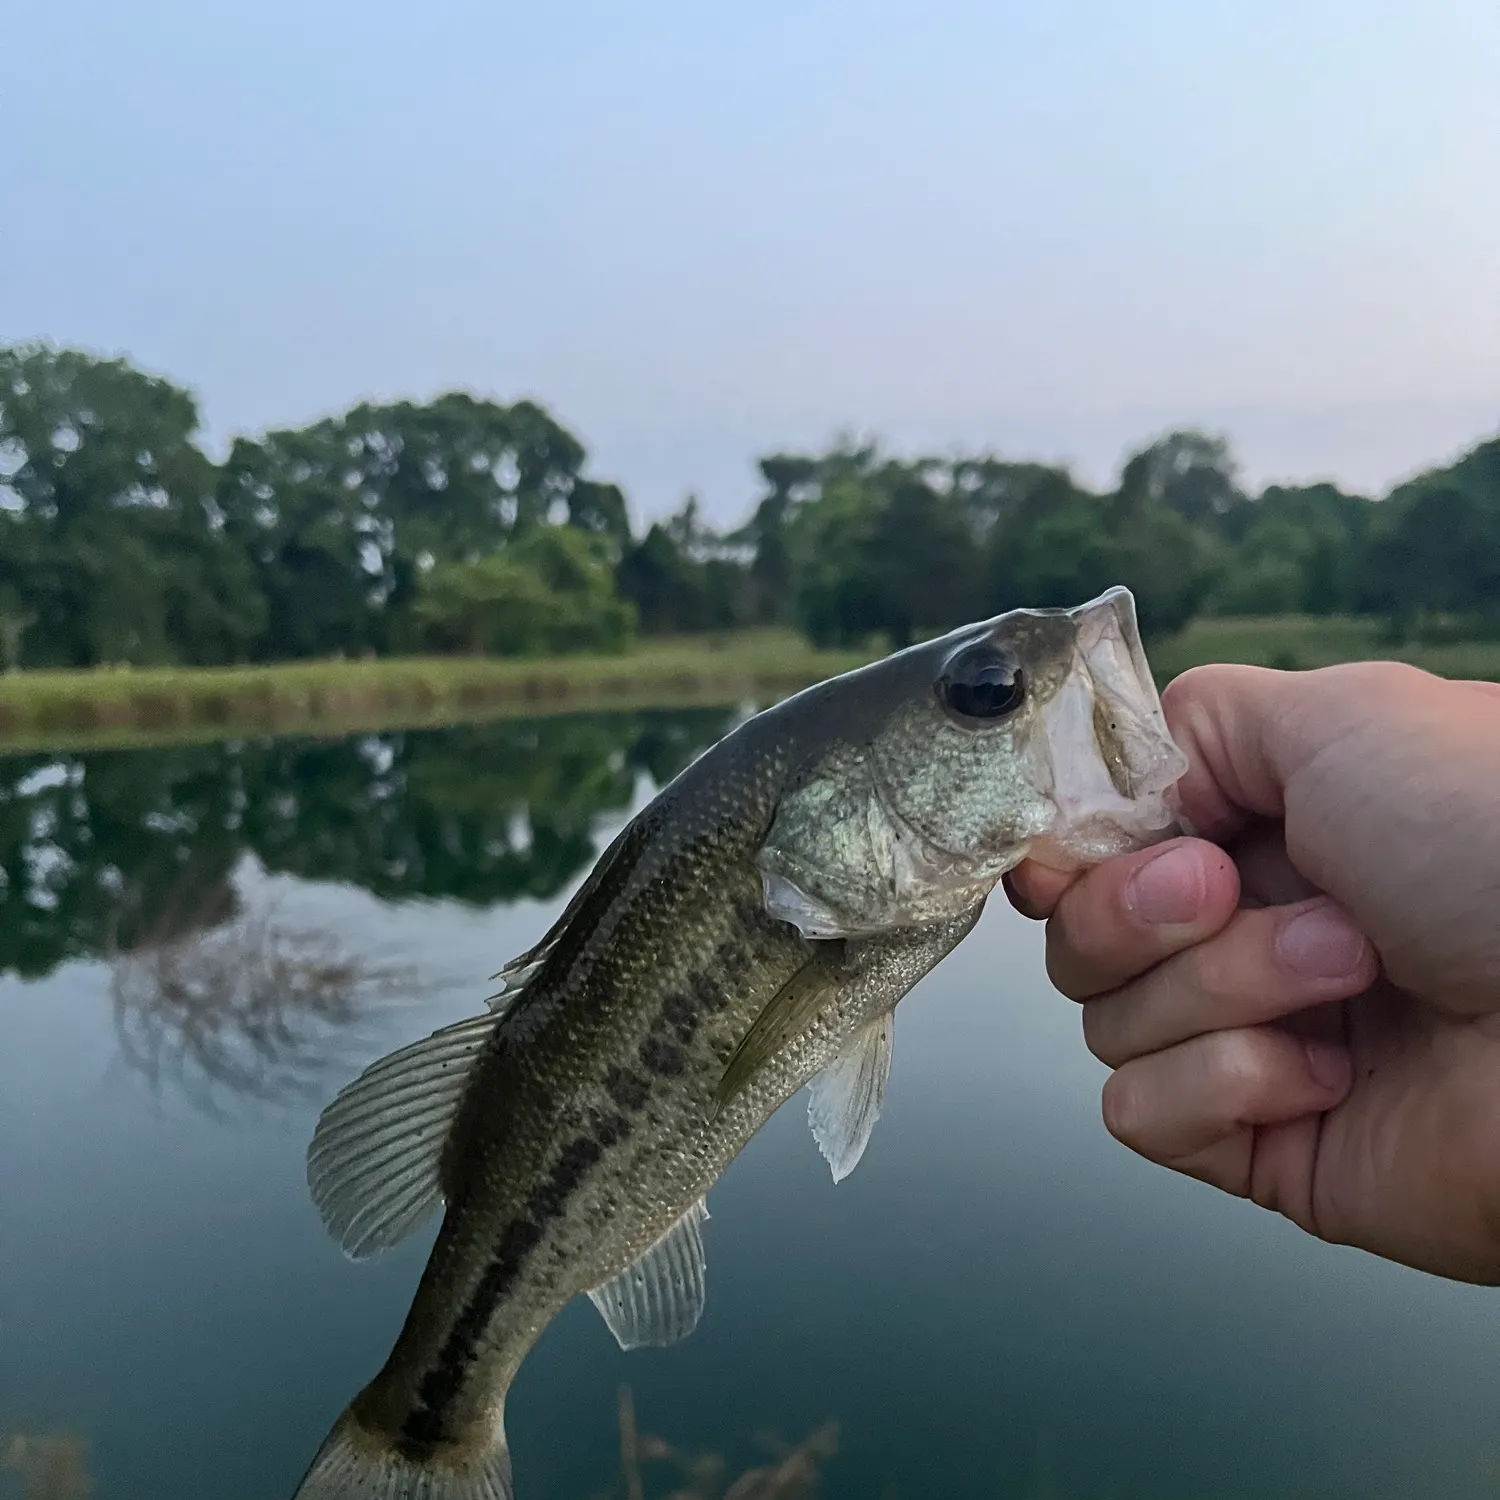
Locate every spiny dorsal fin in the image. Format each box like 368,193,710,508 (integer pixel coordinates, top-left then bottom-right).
307,1009,499,1260
587,1197,710,1350
807,1011,894,1183
486,815,653,1001
715,955,840,1111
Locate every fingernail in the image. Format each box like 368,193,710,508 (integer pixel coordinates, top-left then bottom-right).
1276,904,1371,980
1303,1039,1353,1092
1124,844,1206,927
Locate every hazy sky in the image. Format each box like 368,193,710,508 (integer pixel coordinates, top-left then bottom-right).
5,1,1498,527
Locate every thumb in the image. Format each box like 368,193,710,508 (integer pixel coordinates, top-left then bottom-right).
1161,663,1339,843
1162,662,1500,1013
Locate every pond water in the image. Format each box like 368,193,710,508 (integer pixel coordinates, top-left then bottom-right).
4,711,1500,1500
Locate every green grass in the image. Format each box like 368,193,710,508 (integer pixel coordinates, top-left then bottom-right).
0,631,868,754
1150,615,1500,682
0,617,1495,754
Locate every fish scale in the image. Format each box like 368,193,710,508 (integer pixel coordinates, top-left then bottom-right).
291,586,1189,1500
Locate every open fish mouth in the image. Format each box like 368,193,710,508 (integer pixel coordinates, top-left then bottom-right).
1026,587,1189,868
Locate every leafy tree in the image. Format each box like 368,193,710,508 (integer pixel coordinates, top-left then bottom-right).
1118,430,1245,528
414,526,633,656
790,457,982,649
983,472,1214,639
1369,439,1500,638
216,422,380,660
0,344,263,666
217,393,628,659
618,497,750,634
1206,483,1371,617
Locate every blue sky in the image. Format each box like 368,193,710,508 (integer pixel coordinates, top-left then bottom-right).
4,0,1497,526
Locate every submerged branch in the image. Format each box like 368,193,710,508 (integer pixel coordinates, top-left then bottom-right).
0,1431,93,1500
610,1387,838,1500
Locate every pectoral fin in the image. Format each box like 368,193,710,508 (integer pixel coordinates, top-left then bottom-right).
588,1197,710,1350
806,1012,894,1183
715,955,841,1111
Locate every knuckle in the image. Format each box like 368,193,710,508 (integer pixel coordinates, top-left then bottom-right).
1322,659,1430,695
1182,929,1252,1006
1161,662,1232,708
1200,1028,1273,1105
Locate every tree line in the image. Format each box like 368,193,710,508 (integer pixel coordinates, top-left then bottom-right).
1,341,1496,669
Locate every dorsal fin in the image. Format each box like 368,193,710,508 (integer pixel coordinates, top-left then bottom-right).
587,1197,710,1349
486,816,655,1008
307,1009,500,1260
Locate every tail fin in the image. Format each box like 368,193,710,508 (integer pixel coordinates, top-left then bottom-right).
291,1405,513,1500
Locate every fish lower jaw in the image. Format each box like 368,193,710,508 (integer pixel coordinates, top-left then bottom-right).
1026,803,1179,870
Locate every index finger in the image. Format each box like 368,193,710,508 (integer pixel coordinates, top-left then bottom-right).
1003,860,1079,920
1044,836,1240,1000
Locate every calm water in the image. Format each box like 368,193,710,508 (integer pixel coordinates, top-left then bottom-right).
4,712,1500,1500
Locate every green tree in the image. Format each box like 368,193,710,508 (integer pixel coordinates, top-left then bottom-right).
983,465,1215,639
790,457,982,649
0,343,264,666
1118,429,1245,528
1206,483,1371,617
216,422,380,660
217,393,627,659
1370,439,1500,638
414,526,633,656
617,497,750,634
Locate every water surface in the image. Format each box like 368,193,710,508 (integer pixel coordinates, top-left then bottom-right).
4,713,1500,1499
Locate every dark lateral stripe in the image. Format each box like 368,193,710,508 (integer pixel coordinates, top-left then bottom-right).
639,1035,686,1076
660,988,697,1043
398,1117,629,1455
604,1065,650,1111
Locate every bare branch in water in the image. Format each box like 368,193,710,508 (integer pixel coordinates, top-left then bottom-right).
614,1386,837,1500
1,1431,93,1500
619,1385,646,1500
107,882,452,1112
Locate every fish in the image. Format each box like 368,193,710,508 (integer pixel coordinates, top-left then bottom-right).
290,585,1188,1500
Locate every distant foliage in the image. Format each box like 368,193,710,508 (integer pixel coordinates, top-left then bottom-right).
1367,442,1500,639
1,343,631,668
414,528,634,656
3,341,1498,664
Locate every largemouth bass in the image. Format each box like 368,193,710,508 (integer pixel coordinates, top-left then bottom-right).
292,586,1188,1500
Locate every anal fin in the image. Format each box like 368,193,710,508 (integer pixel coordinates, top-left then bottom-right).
807,1011,894,1183
587,1197,709,1350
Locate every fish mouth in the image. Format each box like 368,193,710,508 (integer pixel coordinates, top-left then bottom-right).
1027,587,1189,869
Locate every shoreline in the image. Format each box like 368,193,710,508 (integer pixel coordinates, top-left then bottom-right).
0,619,1493,755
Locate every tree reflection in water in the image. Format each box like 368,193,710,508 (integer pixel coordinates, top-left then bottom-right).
107,882,431,1111
0,710,736,1106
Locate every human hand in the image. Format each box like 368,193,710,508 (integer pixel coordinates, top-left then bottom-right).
1007,662,1500,1282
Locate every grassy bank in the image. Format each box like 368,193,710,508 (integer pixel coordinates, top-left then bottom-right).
0,617,1495,754
1149,614,1500,681
0,632,868,754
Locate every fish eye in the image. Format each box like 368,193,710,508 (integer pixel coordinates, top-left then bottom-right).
937,644,1026,723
